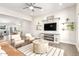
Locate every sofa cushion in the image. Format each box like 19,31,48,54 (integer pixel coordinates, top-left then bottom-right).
25,33,34,41
12,34,21,41
15,40,24,45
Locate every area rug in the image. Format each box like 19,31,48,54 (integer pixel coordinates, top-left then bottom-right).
17,43,64,56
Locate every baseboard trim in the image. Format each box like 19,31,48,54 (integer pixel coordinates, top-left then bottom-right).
60,41,76,45
76,45,79,52
60,41,79,52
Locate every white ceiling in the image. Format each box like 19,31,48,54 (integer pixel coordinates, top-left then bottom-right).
0,3,76,17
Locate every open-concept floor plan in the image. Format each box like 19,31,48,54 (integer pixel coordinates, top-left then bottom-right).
0,3,79,56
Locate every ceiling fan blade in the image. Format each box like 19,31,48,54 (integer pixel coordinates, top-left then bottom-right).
34,6,42,9
23,7,29,9
25,3,32,6
24,3,42,11
25,3,35,6
31,3,35,6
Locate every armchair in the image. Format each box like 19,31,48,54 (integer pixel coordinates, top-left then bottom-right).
25,33,35,43
11,34,25,48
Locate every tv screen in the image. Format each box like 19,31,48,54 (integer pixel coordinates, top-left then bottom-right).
44,23,57,31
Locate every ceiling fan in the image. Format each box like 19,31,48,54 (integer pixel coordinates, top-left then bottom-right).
23,3,42,11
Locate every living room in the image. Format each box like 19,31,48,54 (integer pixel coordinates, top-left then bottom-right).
0,3,79,56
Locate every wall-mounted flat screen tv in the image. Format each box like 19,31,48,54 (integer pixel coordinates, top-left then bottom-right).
44,23,57,31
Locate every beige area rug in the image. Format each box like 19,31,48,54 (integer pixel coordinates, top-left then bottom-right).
17,43,64,56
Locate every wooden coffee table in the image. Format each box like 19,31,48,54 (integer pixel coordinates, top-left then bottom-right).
0,41,24,56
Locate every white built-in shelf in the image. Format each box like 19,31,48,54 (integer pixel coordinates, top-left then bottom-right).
42,17,60,22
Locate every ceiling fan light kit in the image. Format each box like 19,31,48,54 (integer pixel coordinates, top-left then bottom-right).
29,6,34,10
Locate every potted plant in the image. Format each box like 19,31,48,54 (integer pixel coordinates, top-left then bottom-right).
67,22,75,31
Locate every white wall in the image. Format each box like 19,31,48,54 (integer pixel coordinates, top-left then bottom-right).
21,20,32,34
0,14,32,36
54,5,76,44
76,4,79,51
32,5,76,44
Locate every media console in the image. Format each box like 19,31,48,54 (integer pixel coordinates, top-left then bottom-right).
41,33,60,43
